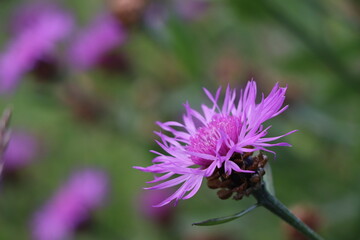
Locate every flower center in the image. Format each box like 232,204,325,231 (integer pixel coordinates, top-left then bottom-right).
187,114,241,166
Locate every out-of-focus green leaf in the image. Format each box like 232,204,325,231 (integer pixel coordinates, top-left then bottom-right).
192,203,259,226
227,0,269,21
167,18,202,78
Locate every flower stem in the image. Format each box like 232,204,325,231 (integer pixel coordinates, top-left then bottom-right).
252,184,324,240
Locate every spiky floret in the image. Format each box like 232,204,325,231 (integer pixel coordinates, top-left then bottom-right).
135,80,296,207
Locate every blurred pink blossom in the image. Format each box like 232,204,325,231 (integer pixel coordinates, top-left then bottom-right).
3,130,39,171
67,14,126,70
0,3,73,94
32,169,109,240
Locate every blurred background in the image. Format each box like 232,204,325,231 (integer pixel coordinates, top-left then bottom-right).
0,0,359,239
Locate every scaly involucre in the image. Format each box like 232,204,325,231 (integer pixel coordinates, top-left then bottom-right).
135,80,296,207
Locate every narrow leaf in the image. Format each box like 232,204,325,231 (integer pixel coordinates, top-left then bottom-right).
192,203,259,226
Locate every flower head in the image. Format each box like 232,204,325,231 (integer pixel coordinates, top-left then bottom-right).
0,3,73,94
67,14,126,70
135,80,296,207
32,169,108,240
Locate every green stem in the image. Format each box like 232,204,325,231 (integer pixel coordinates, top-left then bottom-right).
253,185,324,240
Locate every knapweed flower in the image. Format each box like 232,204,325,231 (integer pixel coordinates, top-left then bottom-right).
135,80,296,207
67,14,126,70
32,169,108,240
0,3,73,94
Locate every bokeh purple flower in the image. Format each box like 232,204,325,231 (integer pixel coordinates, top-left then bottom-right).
0,3,73,94
3,130,39,171
135,80,296,207
67,14,126,70
32,169,109,240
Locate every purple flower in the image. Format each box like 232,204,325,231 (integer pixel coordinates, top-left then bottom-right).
9,3,67,35
135,80,296,207
32,169,108,240
3,130,39,171
0,3,73,94
67,14,126,70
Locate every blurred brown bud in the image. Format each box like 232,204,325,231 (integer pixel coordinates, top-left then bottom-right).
107,0,148,27
282,204,323,240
